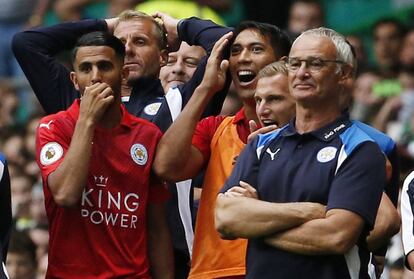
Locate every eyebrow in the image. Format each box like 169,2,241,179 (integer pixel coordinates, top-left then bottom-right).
232,42,266,48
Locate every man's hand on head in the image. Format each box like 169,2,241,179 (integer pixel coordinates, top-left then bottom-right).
105,17,119,34
199,32,232,97
152,11,180,52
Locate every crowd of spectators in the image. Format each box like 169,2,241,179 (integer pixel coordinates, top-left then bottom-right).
1,0,414,278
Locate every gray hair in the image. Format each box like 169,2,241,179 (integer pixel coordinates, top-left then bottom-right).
296,27,357,76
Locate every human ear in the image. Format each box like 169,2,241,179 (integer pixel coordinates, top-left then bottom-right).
70,71,80,91
160,49,168,67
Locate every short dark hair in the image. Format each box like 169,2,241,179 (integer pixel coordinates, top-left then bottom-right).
72,31,126,63
233,21,292,59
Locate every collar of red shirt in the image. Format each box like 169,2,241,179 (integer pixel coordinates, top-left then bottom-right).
67,99,136,130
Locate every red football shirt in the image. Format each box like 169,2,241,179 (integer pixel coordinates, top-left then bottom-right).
192,108,250,164
36,100,168,279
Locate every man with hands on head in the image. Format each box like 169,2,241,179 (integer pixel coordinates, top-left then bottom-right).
35,32,172,279
13,10,231,278
154,21,291,278
216,27,387,279
12,10,230,129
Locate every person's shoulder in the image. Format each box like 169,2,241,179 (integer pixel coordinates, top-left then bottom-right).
126,111,163,135
0,152,5,165
37,108,75,135
351,120,395,153
339,121,386,156
196,115,228,136
201,114,227,126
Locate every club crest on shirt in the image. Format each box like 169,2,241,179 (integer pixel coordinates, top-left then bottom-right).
316,146,337,163
130,144,148,166
144,102,162,116
40,142,63,165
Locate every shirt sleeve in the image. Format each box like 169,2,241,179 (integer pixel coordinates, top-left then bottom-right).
178,17,233,54
192,115,225,164
36,115,70,188
327,142,386,230
220,138,260,194
12,19,106,114
401,171,414,257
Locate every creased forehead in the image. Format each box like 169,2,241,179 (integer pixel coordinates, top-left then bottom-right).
290,35,336,58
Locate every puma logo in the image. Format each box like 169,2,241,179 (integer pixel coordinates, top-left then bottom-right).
266,147,280,161
39,120,53,130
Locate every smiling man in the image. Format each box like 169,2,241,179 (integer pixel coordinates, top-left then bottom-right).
154,22,291,278
160,42,206,92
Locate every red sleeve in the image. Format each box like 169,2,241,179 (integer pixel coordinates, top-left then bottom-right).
36,115,71,188
191,115,225,164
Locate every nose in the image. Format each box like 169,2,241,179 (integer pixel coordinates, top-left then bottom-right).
91,66,102,84
238,49,252,63
124,38,134,55
171,59,185,75
295,61,310,79
257,100,269,117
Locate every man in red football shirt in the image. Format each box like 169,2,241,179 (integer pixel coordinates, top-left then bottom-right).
35,31,172,279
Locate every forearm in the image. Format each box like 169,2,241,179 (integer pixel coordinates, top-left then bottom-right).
366,193,400,252
147,204,174,279
215,194,325,239
180,58,230,118
264,209,365,255
372,103,396,132
48,118,95,206
12,19,106,113
179,17,232,53
153,84,214,181
13,19,106,56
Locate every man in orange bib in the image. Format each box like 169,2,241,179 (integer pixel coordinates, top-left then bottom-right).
153,22,291,279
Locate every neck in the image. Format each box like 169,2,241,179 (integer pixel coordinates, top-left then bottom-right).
295,104,341,134
243,98,259,123
121,82,131,97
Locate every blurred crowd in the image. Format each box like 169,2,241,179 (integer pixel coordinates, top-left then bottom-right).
1,0,414,279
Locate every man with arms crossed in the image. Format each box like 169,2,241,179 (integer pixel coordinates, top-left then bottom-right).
216,27,386,279
247,61,400,279
36,32,172,278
